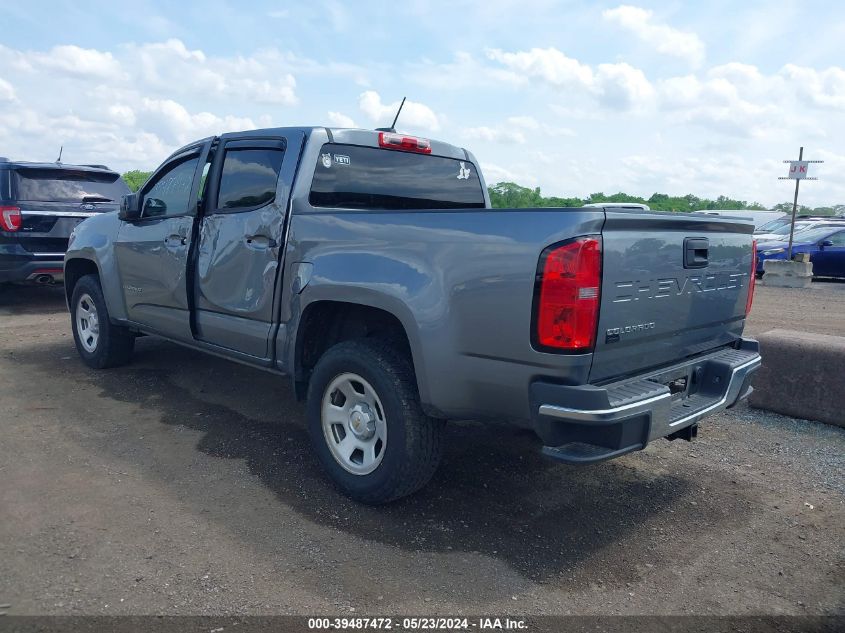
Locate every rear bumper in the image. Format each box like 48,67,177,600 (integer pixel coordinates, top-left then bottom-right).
531,339,761,464
0,245,65,283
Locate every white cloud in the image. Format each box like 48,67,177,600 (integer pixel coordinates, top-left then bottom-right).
358,91,440,131
781,64,845,110
655,62,835,139
138,98,259,145
0,77,15,102
462,116,575,145
508,116,575,137
463,126,526,144
32,44,124,78
480,163,539,187
107,104,136,127
327,111,356,127
0,40,296,169
602,5,705,67
486,47,655,110
657,73,778,137
127,39,298,106
410,51,525,91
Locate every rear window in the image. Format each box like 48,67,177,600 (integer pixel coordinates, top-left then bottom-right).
217,147,285,210
309,144,486,210
14,168,130,203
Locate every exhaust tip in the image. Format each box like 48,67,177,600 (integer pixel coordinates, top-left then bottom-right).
35,274,54,285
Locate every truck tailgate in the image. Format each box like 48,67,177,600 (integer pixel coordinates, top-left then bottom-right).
590,210,755,383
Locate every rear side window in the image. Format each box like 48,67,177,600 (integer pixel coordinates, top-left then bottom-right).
14,169,130,203
217,148,285,210
309,144,486,210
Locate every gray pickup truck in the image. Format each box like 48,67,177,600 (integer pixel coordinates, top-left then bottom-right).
64,127,761,503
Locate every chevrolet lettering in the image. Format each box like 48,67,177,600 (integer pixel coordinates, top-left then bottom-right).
612,272,748,302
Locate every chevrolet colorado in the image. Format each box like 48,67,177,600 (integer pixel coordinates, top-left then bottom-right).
64,127,761,503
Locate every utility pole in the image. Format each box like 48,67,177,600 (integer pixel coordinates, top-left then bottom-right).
778,148,823,260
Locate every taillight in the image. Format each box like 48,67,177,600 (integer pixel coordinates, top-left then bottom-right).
0,206,22,232
378,132,432,154
746,239,757,315
534,237,602,351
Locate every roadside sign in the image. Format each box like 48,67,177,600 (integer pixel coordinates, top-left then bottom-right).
778,148,824,260
787,161,810,179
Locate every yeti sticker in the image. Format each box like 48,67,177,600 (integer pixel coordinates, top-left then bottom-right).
457,162,471,180
321,153,332,168
333,154,350,165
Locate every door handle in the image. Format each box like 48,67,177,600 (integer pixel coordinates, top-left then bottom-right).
683,237,709,269
245,235,278,249
164,234,187,246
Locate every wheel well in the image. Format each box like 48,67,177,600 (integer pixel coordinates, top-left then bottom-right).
294,301,413,400
64,259,98,304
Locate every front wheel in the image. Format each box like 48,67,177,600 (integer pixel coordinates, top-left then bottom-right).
70,274,135,369
306,339,445,504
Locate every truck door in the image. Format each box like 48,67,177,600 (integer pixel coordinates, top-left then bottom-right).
114,141,211,340
193,131,304,358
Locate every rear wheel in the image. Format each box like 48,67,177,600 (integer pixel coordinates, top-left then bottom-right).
71,274,135,369
307,339,445,504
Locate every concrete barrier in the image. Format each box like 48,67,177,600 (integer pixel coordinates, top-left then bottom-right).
749,328,845,427
762,259,813,288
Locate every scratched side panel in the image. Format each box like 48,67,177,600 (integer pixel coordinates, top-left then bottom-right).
590,211,755,383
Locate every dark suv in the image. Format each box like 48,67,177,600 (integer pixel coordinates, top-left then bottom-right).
0,157,130,285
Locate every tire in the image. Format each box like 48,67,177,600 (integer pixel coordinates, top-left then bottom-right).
70,274,135,369
306,339,445,504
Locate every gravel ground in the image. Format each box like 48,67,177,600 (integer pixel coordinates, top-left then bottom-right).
744,280,845,337
0,284,842,617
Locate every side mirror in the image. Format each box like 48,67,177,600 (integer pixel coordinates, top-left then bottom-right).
142,197,167,217
118,193,141,221
820,240,834,248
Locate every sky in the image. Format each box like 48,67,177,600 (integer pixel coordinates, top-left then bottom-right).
0,0,843,208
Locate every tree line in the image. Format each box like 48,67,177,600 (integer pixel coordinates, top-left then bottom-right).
488,182,843,215
121,170,842,215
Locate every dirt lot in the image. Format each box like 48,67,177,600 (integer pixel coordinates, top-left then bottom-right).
0,282,843,616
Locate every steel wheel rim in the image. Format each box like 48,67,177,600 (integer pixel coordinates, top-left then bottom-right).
76,293,100,353
321,372,387,475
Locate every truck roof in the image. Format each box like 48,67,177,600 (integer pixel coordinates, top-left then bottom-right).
0,159,117,174
167,127,470,163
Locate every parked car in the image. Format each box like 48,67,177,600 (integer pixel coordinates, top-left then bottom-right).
64,126,761,503
700,210,785,229
0,158,129,286
754,219,845,242
757,225,845,278
583,202,650,211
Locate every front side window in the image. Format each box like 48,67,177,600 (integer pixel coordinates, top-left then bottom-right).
142,156,200,218
309,144,486,210
826,231,845,247
216,148,285,210
15,169,130,204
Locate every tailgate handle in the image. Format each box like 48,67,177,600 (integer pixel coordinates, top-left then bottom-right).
684,237,709,269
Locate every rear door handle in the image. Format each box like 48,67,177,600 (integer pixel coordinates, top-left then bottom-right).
164,234,187,246
683,237,709,268
245,235,278,249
